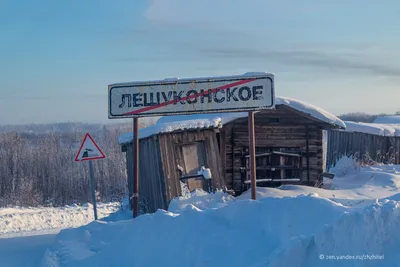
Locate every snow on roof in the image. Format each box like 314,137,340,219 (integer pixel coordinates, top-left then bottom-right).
119,96,345,145
342,121,400,137
118,113,248,144
275,97,346,129
374,115,400,124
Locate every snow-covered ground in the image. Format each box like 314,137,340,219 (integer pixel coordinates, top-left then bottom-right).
0,233,58,267
0,202,121,236
30,158,400,267
0,202,122,267
1,157,399,266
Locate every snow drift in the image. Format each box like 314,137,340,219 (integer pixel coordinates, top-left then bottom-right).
41,195,347,267
40,163,400,267
266,199,399,267
343,121,400,137
168,187,234,213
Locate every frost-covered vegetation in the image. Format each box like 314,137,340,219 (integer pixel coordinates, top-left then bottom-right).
0,120,157,207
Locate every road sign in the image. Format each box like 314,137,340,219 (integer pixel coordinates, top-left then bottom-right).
74,133,105,221
108,73,274,119
74,133,106,162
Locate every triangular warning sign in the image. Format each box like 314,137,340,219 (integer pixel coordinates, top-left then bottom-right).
74,133,106,162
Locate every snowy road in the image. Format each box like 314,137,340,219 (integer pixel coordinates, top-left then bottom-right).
0,232,58,267
0,202,121,267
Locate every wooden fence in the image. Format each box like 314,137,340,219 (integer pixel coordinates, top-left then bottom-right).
326,130,400,169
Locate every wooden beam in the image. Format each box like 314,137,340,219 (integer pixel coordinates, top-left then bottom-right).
248,111,256,200
220,129,226,186
231,126,235,191
306,125,310,184
244,178,301,184
132,118,139,218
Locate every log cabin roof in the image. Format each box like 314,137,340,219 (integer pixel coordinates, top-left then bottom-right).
119,96,346,145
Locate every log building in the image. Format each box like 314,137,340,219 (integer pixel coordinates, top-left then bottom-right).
119,97,345,212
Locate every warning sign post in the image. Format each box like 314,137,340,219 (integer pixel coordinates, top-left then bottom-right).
75,133,106,220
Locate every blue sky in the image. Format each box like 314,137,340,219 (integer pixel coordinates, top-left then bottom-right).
0,0,399,125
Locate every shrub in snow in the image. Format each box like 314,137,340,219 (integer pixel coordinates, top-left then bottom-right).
330,156,360,177
359,150,395,166
375,149,397,165
139,196,150,214
95,190,101,202
179,181,191,199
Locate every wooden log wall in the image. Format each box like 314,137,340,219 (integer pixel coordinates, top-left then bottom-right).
326,130,400,169
222,108,325,193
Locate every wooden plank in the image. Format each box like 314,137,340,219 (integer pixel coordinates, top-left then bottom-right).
280,155,285,179
273,151,302,157
249,166,302,170
231,126,236,191
170,134,181,198
205,131,225,189
220,128,227,185
232,133,320,139
244,152,272,158
244,178,301,184
153,138,167,210
126,145,132,210
159,135,172,202
134,137,167,213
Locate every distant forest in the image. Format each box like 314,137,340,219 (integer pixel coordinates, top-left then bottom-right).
0,118,160,133
0,118,158,207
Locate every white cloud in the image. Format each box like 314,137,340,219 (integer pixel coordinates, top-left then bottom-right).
145,0,275,31
144,0,374,31
143,0,400,78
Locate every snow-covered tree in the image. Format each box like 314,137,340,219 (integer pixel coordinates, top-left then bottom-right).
0,123,129,207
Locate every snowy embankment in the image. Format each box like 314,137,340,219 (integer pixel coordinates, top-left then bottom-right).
0,202,121,237
374,115,400,124
343,121,400,136
37,159,399,266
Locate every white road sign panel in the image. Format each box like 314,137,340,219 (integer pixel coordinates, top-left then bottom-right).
108,73,274,118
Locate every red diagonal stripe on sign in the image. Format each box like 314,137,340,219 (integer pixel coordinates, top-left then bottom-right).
123,79,255,115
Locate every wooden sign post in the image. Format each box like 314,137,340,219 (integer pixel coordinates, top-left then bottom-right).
132,118,139,218
248,111,257,200
88,160,98,220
